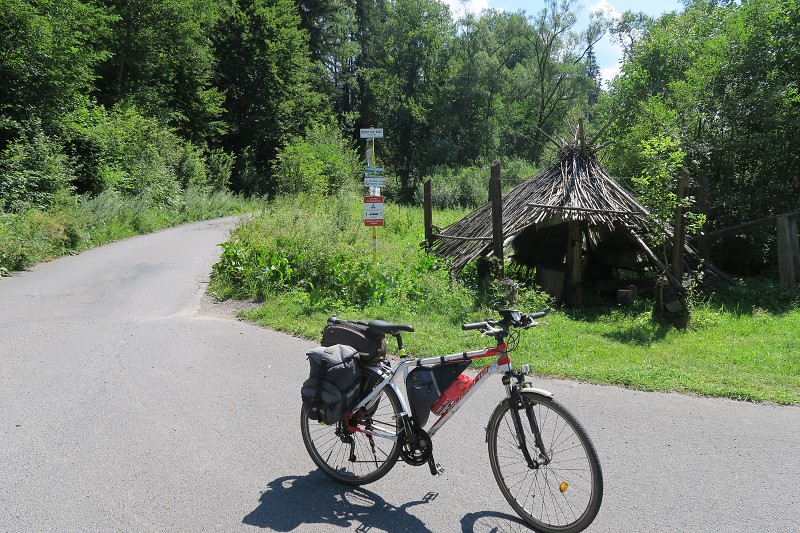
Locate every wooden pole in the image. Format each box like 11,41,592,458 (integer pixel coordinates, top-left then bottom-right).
671,172,689,279
697,174,710,260
566,220,583,305
627,229,685,292
777,214,800,290
697,211,800,241
423,179,433,248
489,161,504,277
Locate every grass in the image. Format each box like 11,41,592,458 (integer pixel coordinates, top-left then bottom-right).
0,187,259,275
209,193,800,405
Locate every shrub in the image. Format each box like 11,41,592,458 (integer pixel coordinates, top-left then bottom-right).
411,158,539,209
0,123,74,212
272,121,361,197
210,193,465,313
63,103,212,207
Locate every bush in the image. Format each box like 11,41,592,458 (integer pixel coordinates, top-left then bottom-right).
0,123,74,212
411,158,539,209
63,103,221,207
0,186,254,276
272,121,361,197
210,193,465,313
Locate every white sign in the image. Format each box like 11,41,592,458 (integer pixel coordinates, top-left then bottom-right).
360,128,384,139
364,196,384,226
364,177,387,188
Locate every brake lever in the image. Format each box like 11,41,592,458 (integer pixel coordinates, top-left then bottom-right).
522,320,549,329
481,325,503,337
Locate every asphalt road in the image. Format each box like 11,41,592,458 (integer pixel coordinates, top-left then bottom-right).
1,218,798,532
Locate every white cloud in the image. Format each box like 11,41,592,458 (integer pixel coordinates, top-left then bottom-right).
601,65,621,86
589,0,621,20
589,1,625,87
443,0,490,19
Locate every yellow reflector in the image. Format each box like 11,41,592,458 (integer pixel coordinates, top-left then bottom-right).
559,481,569,493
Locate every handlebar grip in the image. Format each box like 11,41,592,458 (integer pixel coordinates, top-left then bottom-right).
528,309,550,320
462,322,487,331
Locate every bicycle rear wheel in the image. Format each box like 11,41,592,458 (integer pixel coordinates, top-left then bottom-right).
301,373,402,486
487,391,603,533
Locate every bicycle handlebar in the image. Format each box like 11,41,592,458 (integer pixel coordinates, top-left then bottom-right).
461,309,550,334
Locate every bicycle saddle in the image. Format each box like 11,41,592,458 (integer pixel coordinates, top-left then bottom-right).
367,320,414,335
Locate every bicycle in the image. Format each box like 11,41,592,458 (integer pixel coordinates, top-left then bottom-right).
300,309,603,533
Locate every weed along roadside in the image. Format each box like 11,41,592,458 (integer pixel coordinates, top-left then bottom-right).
209,192,800,406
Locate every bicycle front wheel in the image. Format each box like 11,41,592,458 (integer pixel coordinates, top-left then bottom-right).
301,378,402,486
487,391,603,533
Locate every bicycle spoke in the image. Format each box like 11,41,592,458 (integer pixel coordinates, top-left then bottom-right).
301,380,402,485
488,393,602,532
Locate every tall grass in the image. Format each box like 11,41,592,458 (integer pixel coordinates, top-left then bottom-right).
210,193,800,405
0,187,256,275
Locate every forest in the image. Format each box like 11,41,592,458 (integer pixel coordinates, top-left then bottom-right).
1,0,798,277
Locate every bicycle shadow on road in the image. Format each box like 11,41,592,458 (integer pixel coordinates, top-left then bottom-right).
461,510,531,532
243,471,437,532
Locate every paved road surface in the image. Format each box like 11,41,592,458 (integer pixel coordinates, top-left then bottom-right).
1,218,798,532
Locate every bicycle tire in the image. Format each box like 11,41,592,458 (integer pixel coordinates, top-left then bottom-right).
301,369,402,486
487,391,603,533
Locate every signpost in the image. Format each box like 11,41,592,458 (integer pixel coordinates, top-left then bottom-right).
363,196,384,226
364,167,386,188
359,128,384,139
360,128,384,264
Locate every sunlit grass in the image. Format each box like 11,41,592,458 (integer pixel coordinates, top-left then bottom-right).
212,194,800,405
0,188,258,275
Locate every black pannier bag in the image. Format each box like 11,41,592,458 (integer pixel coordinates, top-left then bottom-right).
322,318,387,363
406,360,471,427
301,344,361,424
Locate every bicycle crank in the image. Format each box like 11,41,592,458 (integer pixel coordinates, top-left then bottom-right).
400,425,432,467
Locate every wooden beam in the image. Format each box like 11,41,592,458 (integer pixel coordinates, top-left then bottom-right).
697,174,710,259
777,215,800,290
588,108,622,147
424,179,433,248
698,211,800,241
434,234,493,242
527,203,639,216
671,172,689,279
627,229,686,293
490,161,504,277
567,220,583,285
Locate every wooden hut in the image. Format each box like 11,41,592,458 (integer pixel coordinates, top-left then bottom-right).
432,132,678,304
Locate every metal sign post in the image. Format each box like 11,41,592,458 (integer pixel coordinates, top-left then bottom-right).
360,128,384,265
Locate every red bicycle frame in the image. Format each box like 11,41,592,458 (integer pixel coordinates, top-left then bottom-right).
345,341,513,439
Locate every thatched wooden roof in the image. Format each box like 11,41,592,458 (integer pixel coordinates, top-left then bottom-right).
433,144,652,272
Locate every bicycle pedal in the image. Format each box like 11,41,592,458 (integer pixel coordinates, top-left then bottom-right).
427,458,444,476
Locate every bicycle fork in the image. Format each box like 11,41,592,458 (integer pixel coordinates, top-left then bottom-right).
504,374,549,469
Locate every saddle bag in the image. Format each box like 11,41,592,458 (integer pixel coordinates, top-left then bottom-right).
322,319,386,363
406,360,471,427
301,344,361,424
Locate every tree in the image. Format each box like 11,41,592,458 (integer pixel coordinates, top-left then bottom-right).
367,0,454,193
295,0,360,128
213,0,326,194
93,0,225,144
585,41,601,109
444,10,530,165
0,0,110,147
601,0,800,274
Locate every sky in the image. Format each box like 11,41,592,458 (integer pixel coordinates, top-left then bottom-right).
442,0,685,84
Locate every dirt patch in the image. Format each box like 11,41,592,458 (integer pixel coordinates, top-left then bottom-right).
197,294,261,320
